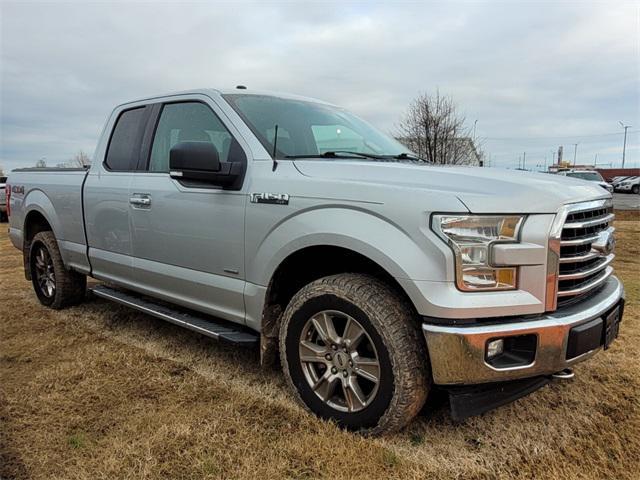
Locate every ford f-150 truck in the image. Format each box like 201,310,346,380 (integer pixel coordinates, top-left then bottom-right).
6,88,624,435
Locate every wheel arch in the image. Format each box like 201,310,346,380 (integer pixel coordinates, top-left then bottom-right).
22,208,56,280
258,243,421,366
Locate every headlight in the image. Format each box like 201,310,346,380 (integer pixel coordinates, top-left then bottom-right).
431,215,524,291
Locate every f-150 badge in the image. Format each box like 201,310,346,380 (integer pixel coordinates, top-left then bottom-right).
250,193,289,205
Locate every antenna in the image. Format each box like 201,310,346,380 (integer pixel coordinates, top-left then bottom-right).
272,124,279,172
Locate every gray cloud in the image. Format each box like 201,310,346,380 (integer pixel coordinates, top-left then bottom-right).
1,0,638,171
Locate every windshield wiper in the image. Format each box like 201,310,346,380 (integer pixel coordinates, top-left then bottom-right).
285,151,384,160
390,152,428,162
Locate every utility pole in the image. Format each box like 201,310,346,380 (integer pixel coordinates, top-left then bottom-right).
619,121,631,168
523,151,526,170
572,143,578,166
473,119,478,141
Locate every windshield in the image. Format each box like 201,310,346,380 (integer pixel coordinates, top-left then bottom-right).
223,94,409,159
566,171,604,182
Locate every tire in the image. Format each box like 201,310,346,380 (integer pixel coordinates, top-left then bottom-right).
279,273,430,435
29,231,86,309
632,185,639,195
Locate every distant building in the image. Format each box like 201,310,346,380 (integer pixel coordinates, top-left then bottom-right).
595,168,640,182
548,162,593,173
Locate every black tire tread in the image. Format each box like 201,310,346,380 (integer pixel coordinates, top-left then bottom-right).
279,273,430,435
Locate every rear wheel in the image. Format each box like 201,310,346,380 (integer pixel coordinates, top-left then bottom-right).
279,273,430,435
29,231,86,309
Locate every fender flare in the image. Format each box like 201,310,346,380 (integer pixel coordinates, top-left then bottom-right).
248,206,451,288
22,189,64,240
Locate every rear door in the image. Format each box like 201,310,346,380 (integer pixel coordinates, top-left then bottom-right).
129,97,248,324
84,105,152,286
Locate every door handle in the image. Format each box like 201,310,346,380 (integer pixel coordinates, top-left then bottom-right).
129,195,151,206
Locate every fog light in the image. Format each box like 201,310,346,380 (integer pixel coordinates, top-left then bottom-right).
486,339,504,359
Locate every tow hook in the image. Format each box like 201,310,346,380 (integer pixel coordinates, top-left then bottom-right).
551,368,575,380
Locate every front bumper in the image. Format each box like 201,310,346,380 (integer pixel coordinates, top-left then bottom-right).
422,276,624,385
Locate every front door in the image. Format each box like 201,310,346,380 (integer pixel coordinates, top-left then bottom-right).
129,100,247,325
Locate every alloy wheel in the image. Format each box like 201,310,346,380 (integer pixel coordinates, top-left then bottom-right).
34,245,55,298
298,310,381,413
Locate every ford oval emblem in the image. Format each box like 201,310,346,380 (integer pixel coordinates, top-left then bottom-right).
592,229,615,255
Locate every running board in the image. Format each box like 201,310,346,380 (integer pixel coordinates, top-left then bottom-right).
90,285,258,347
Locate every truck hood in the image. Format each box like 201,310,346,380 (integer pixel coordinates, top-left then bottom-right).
294,160,610,213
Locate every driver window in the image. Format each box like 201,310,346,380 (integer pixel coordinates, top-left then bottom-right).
149,102,233,172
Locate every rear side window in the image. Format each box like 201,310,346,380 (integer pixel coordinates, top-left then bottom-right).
149,102,234,172
105,107,146,171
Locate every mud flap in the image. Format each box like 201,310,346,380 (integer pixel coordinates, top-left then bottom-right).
446,376,550,421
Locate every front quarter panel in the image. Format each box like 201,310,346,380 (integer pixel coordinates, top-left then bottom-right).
244,161,471,327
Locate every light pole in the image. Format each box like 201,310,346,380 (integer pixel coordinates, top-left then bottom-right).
572,143,578,166
619,121,631,168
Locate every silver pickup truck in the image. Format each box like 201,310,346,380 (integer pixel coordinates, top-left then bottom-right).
6,88,624,434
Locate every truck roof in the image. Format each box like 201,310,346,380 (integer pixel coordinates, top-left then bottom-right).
116,88,335,110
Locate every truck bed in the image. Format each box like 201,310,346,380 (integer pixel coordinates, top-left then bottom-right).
7,167,90,274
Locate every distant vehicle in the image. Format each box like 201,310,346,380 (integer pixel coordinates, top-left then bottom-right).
611,176,631,185
557,170,613,193
5,89,624,434
0,176,7,222
611,176,632,191
614,176,639,194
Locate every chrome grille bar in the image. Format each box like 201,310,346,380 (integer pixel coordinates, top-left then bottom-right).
563,213,615,229
558,254,614,280
558,251,600,263
557,267,613,297
560,234,601,246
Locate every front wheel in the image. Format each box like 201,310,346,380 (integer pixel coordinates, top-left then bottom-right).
632,185,639,195
29,231,86,309
279,274,430,435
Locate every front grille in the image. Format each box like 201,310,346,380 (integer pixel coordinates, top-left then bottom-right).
556,205,614,307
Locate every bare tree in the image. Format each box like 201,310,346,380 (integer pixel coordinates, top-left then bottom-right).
397,91,482,165
71,150,91,167
35,158,47,168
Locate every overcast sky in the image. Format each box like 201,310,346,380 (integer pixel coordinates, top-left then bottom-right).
1,0,638,172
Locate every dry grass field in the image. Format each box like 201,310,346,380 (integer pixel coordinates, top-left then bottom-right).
1,212,639,480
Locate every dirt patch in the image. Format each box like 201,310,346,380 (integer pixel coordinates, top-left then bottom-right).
1,217,639,479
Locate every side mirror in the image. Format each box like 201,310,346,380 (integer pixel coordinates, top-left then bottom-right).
169,141,221,177
169,141,244,189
